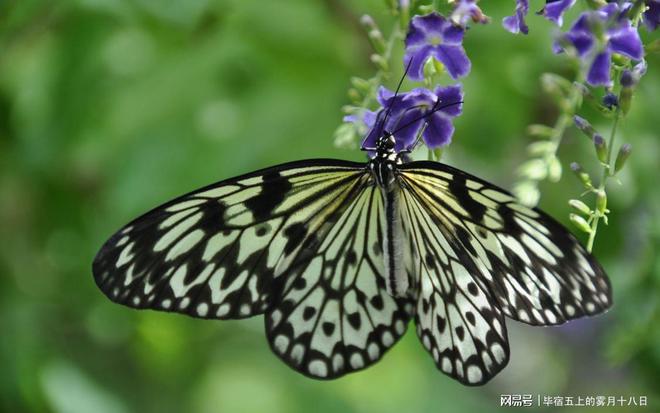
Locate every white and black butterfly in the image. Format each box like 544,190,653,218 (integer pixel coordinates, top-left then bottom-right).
93,99,611,386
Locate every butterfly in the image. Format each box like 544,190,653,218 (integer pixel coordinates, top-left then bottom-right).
92,89,611,386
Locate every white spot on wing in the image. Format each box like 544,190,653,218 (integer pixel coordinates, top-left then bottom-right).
154,212,202,252
165,229,205,261
166,198,206,212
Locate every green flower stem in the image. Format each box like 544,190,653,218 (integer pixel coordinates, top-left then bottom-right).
359,22,403,110
547,74,584,159
514,71,584,206
586,105,621,252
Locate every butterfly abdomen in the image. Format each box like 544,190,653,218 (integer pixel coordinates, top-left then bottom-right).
383,187,407,297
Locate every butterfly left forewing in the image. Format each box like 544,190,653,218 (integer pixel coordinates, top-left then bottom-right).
92,160,368,320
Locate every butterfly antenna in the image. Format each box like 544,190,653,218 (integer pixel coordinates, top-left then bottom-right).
376,58,414,138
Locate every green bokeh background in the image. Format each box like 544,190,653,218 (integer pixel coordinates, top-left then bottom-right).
1,1,658,412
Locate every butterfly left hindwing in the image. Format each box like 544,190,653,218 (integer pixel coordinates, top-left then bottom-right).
266,183,412,379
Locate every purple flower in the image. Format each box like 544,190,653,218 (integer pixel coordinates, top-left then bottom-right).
449,0,489,27
643,0,660,31
503,0,529,34
404,12,471,81
354,85,463,152
540,0,576,26
555,3,643,86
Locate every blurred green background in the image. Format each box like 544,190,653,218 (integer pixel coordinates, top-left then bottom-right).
1,1,658,412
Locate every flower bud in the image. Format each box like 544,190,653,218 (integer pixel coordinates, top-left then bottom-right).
513,181,540,207
602,93,618,109
383,0,397,12
370,54,388,71
548,156,562,183
347,88,361,103
368,29,386,54
571,162,593,188
595,189,607,216
360,14,376,29
620,85,633,115
526,141,555,156
527,124,555,139
614,143,632,173
570,213,592,233
573,115,597,139
573,82,592,98
398,0,410,27
423,58,438,79
593,134,608,164
519,159,547,181
350,77,371,93
632,60,647,78
333,122,357,149
541,73,571,97
569,199,592,216
620,70,635,88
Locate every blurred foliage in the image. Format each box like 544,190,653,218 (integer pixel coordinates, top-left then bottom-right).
0,1,658,412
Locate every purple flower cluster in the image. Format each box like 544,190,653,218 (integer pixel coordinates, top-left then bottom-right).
345,0,653,155
347,11,468,155
554,3,644,86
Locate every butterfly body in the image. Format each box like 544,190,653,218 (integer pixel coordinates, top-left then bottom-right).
93,135,611,385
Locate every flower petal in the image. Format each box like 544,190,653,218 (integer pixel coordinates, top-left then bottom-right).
432,44,471,79
423,111,454,148
377,86,395,106
565,29,595,56
502,14,522,34
404,45,433,81
407,13,448,44
608,21,643,59
541,0,576,26
391,109,425,151
586,50,612,86
434,84,463,116
442,24,465,45
643,0,660,31
450,0,489,27
502,0,529,34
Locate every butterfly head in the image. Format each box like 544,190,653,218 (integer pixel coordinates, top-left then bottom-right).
373,132,402,163
376,133,396,153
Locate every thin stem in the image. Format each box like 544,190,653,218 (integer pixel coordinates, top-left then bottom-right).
548,73,584,154
586,106,621,252
358,22,403,110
